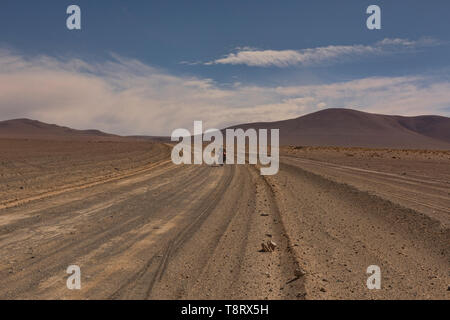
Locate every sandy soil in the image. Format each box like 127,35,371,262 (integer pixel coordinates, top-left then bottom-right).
282,146,450,227
0,139,169,206
0,140,448,299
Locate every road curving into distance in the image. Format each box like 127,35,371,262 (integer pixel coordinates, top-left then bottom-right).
0,146,448,299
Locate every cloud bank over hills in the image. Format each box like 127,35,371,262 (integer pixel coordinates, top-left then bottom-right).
1,48,449,136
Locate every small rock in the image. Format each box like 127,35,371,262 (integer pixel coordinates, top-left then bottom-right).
261,242,271,252
294,268,305,278
261,240,277,252
320,288,326,293
260,213,269,216
269,241,277,250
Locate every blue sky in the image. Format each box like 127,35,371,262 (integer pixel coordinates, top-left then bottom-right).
1,1,450,134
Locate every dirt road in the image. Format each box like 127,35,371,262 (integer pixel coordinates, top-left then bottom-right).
269,155,449,299
0,145,303,299
0,143,448,299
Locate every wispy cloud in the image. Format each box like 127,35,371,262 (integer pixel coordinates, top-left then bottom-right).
203,38,440,67
0,49,449,136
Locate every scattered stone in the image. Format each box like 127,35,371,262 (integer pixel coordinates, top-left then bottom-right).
320,287,326,292
294,268,305,278
261,240,277,252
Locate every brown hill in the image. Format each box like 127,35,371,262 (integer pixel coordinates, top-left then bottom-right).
0,118,117,140
2,109,449,149
227,108,450,149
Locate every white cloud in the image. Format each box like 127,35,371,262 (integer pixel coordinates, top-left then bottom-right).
0,50,449,136
205,38,440,67
376,37,440,47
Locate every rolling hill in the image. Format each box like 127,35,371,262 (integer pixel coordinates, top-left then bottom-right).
0,118,116,140
1,108,449,149
227,108,450,149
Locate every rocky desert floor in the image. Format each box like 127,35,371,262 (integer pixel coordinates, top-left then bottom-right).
0,139,448,299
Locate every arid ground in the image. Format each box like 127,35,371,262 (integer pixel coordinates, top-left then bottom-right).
0,137,448,299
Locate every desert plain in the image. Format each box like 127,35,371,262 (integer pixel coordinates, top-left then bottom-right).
0,128,448,299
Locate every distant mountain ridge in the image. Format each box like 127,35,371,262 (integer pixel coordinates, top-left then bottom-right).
227,108,450,149
392,115,450,144
1,108,449,149
0,118,115,140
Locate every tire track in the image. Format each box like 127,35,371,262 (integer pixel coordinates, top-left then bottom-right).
0,164,213,298
145,165,236,298
0,159,173,210
108,165,235,299
269,161,449,299
281,155,450,225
